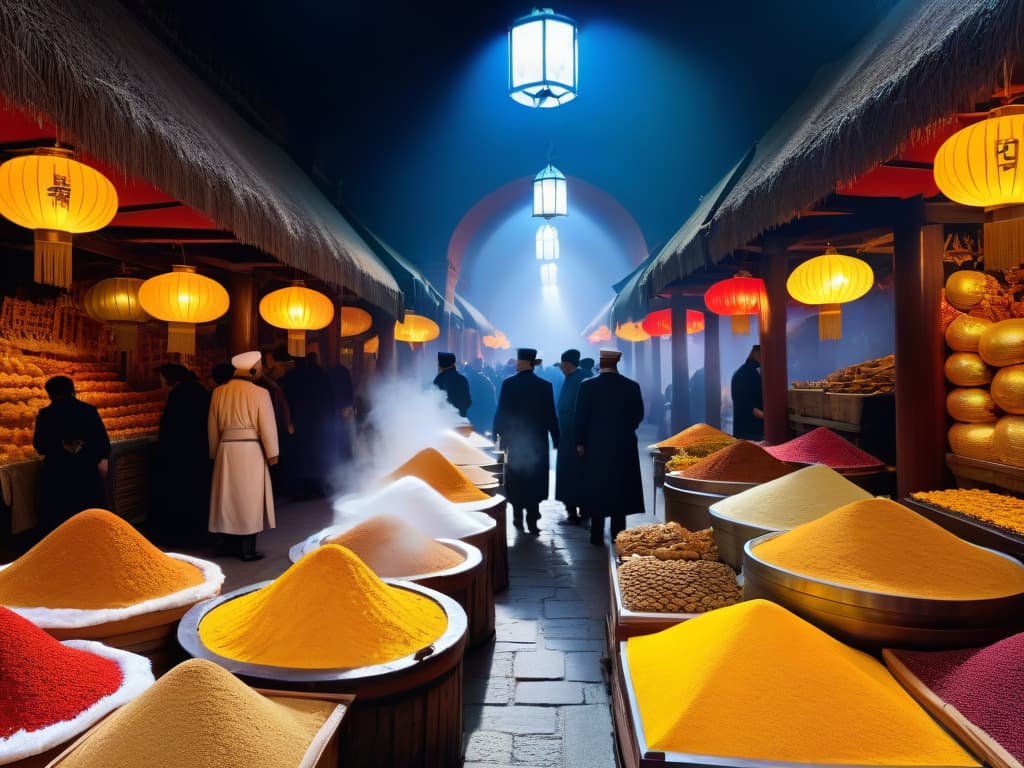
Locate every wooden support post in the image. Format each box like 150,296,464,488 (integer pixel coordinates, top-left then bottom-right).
704,311,721,428
228,274,256,357
324,302,341,367
651,335,662,421
894,207,946,496
759,240,789,444
376,311,397,377
670,294,690,433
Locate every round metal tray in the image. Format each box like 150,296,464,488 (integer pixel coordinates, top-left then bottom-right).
707,508,777,572
665,473,758,496
743,532,1024,649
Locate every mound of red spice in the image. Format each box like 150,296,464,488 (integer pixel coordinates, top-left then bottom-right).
0,607,123,738
677,440,796,483
763,428,884,470
889,633,1024,764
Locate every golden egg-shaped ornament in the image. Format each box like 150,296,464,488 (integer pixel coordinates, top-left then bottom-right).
944,271,989,311
993,415,1024,468
990,365,1024,414
948,422,999,462
978,318,1024,367
946,388,999,423
944,352,993,386
944,314,992,353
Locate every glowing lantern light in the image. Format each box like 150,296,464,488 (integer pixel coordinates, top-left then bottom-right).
533,164,567,219
483,330,511,349
587,325,612,343
536,223,559,260
704,273,766,335
509,8,578,109
934,105,1024,271
339,306,373,338
82,277,150,352
615,321,650,342
364,336,379,355
786,247,873,340
641,308,705,337
259,281,335,357
394,312,440,344
138,265,229,355
0,148,118,289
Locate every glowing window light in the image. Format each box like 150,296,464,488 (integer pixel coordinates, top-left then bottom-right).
536,223,559,260
533,164,567,218
509,8,578,109
541,262,558,286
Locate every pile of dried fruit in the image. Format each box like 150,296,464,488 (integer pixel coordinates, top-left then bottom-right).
615,522,719,561
618,558,741,613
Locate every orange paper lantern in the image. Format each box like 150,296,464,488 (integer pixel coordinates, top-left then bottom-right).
259,281,335,358
641,308,705,337
138,265,229,355
394,312,440,344
615,322,650,342
339,306,373,338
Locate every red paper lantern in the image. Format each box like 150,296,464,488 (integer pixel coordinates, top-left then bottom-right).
641,309,704,337
704,274,765,335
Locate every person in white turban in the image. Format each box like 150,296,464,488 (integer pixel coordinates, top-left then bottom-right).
207,350,279,560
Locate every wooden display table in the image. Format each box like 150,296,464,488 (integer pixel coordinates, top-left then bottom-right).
902,495,1024,564
946,452,1024,495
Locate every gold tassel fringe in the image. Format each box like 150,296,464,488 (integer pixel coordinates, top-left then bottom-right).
730,315,751,335
34,230,73,289
287,329,306,358
818,304,842,340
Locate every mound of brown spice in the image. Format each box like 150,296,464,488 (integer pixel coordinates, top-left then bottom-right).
676,440,796,483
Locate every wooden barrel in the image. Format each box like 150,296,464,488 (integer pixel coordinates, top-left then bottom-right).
469,495,509,592
409,539,492,648
178,582,468,768
459,516,497,644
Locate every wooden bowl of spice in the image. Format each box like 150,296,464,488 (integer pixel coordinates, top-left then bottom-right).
743,499,1024,649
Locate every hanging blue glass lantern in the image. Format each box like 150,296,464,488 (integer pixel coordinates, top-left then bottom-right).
509,8,578,109
533,164,567,218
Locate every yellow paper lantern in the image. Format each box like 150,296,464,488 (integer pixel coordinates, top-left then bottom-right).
994,414,1024,467
340,306,373,338
82,277,150,352
786,247,873,340
934,106,1024,271
946,388,999,423
138,265,230,355
394,312,440,344
364,335,379,355
944,314,992,352
614,321,650,342
944,352,993,387
0,148,118,289
943,271,989,311
948,422,998,462
259,281,335,357
978,318,1024,367
990,364,1024,415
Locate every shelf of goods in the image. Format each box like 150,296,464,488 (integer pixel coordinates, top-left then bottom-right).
902,493,1024,564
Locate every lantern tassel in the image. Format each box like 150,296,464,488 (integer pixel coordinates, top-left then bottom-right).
818,304,842,341
34,230,73,289
287,329,307,358
166,322,196,356
984,208,1024,272
730,315,751,335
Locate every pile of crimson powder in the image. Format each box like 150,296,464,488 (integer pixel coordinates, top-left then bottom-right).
0,606,152,762
764,427,884,471
888,632,1023,765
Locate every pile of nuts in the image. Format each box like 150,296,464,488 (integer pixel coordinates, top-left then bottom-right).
615,522,719,561
617,558,742,613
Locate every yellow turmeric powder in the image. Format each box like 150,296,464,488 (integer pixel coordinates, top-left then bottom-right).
385,448,490,502
56,659,339,768
626,599,979,764
752,498,1024,598
198,544,447,668
0,508,203,609
911,488,1024,536
326,514,464,577
654,423,733,450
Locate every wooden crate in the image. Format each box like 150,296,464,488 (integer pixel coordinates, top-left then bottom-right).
787,388,827,419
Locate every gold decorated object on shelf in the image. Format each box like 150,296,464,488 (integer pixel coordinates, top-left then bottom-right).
948,422,999,462
943,270,989,311
978,318,1024,367
944,352,993,387
994,415,1024,468
990,365,1024,415
946,387,1000,423
944,314,992,353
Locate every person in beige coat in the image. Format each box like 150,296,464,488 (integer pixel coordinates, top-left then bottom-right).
208,350,279,561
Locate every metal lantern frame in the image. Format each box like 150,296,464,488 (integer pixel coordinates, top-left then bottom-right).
508,8,578,109
533,164,567,219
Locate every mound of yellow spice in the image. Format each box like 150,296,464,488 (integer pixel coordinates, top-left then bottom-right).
385,447,490,502
326,514,464,577
0,509,203,609
653,423,733,450
626,599,978,765
199,544,448,668
55,659,340,768
751,498,1024,599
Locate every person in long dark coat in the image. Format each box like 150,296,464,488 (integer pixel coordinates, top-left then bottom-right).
731,344,764,440
434,352,471,417
279,352,335,499
575,349,645,546
464,357,496,436
555,349,586,524
151,363,212,547
493,347,559,533
32,375,111,535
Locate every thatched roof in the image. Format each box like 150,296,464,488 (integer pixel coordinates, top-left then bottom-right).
455,293,495,336
709,0,1024,258
0,0,403,313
